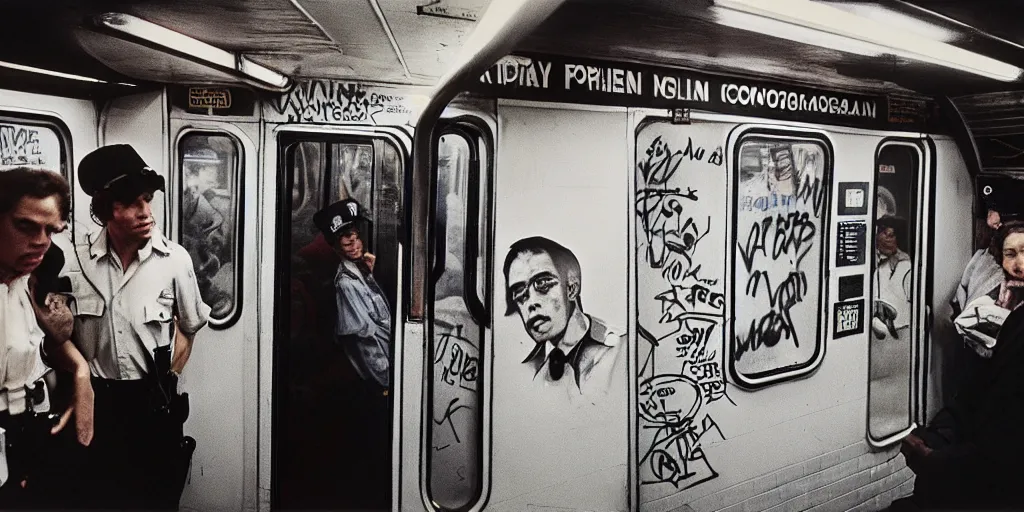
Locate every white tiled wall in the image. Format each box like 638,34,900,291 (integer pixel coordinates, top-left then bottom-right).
677,442,914,512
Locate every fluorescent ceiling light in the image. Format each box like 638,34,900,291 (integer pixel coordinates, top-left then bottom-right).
820,1,959,43
714,0,1023,82
0,59,135,86
94,13,291,91
713,8,889,58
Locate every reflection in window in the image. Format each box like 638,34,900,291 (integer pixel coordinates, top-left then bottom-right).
179,133,241,323
731,136,829,384
429,132,483,510
868,143,920,444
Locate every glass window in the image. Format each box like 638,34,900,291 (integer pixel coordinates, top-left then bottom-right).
179,132,242,325
731,134,830,385
0,120,63,173
867,142,921,444
428,130,486,510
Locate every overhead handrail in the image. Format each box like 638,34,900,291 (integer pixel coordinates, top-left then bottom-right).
408,0,567,320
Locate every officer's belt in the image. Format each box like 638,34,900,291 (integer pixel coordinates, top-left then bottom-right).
0,379,48,415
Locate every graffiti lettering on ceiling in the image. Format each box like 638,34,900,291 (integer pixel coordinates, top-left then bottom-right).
268,80,419,125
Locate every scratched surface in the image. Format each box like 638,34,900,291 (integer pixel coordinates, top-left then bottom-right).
635,120,731,504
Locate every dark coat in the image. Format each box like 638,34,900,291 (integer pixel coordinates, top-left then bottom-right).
909,305,1024,509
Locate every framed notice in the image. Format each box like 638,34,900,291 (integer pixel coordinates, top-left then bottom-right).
837,182,869,216
836,221,867,267
834,299,865,339
838,274,864,301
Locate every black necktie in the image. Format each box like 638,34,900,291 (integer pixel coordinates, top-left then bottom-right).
548,347,567,381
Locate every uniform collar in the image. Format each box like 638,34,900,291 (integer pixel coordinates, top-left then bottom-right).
89,226,170,260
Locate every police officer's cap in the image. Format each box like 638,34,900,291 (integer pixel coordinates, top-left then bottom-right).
978,174,1024,221
78,144,166,198
313,199,370,241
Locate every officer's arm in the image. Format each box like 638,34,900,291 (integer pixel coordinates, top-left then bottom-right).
169,250,212,374
170,319,195,374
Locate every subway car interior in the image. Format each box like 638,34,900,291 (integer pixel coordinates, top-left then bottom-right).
2,0,1024,511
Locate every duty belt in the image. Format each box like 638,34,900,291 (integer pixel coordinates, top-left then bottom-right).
0,379,48,415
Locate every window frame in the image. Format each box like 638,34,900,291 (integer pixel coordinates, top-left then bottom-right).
727,126,834,389
0,111,74,238
866,137,927,448
423,115,494,512
175,128,245,330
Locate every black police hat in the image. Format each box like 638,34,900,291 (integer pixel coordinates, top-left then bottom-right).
978,174,1024,221
313,199,370,241
78,144,166,198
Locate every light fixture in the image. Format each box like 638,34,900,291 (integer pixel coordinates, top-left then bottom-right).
0,59,135,86
713,0,1023,82
92,13,292,91
822,2,958,43
713,8,889,58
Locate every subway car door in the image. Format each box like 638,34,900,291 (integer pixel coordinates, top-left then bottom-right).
866,137,932,446
402,101,496,512
269,126,408,510
167,103,262,512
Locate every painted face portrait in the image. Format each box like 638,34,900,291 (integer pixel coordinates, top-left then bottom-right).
507,250,575,344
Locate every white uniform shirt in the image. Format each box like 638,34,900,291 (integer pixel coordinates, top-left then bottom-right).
0,275,50,414
69,228,211,380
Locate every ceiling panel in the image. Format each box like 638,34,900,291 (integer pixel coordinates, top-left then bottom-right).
377,0,489,81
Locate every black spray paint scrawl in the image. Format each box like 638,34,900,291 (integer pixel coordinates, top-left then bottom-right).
502,236,625,395
635,133,728,492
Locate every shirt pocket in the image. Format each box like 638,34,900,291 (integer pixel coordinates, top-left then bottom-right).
144,301,174,324
138,295,175,348
68,273,104,318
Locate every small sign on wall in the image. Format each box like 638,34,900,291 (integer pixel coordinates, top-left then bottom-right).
838,274,864,301
834,299,865,339
837,182,869,216
837,220,867,266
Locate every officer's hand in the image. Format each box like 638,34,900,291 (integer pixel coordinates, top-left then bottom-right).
363,252,377,273
28,280,73,342
52,374,94,446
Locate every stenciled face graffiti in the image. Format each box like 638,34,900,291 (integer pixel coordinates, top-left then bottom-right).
503,236,625,394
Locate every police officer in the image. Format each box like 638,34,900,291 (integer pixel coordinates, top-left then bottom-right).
313,199,391,391
313,199,392,507
68,145,210,510
0,167,93,508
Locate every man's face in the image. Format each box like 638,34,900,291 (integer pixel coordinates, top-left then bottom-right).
338,229,364,260
877,226,898,256
0,195,65,279
507,251,574,344
1002,232,1024,280
109,191,155,243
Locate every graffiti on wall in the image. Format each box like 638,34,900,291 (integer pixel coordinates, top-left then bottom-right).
636,131,729,491
0,124,45,167
430,318,482,507
267,80,422,125
732,140,828,377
